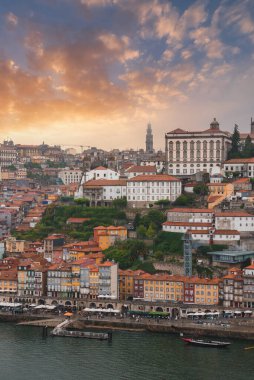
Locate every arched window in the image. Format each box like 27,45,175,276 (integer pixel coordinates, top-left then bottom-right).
169,141,173,161
183,141,187,161
203,140,207,158
176,141,180,161
196,140,201,159
190,140,194,160
210,140,214,158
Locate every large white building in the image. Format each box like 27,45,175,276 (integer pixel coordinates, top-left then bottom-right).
165,118,231,176
83,179,127,206
223,158,254,178
127,174,181,208
58,168,83,185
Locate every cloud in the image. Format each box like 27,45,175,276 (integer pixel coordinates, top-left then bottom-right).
5,12,18,27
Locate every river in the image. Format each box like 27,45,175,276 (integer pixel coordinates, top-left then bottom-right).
0,323,253,380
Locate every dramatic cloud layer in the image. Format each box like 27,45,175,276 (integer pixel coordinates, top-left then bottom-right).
0,0,253,149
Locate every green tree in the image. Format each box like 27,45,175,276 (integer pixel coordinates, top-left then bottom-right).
133,213,141,228
112,197,127,209
154,199,171,208
74,198,90,206
7,164,17,171
136,225,147,239
228,124,241,159
193,184,209,196
243,135,254,158
146,223,156,239
174,194,196,206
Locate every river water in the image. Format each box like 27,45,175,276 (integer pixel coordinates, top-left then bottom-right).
0,323,253,380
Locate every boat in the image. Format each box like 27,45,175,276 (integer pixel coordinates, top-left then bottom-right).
182,338,231,348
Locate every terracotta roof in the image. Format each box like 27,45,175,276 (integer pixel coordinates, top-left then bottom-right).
128,174,180,182
233,178,250,184
168,208,212,213
126,165,156,173
93,166,108,170
67,218,91,223
215,211,253,217
224,158,254,164
244,264,254,270
188,229,239,235
84,179,126,187
163,221,212,227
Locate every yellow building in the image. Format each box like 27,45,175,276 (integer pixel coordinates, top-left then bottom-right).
143,274,185,302
0,270,18,295
89,266,99,298
193,278,220,305
119,270,145,300
93,226,127,250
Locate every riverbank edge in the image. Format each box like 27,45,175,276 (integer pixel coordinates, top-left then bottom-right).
1,314,254,340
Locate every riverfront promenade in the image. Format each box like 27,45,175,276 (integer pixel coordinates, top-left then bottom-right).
2,310,254,340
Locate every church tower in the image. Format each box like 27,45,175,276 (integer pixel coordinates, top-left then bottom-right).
146,123,154,153
251,117,254,134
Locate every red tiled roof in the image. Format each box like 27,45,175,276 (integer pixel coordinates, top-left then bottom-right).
84,179,126,187
163,221,212,227
128,174,180,182
126,165,156,173
215,211,253,217
168,208,212,213
224,158,254,164
233,178,250,184
67,218,91,223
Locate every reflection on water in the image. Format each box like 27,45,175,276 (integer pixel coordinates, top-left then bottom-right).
0,323,253,380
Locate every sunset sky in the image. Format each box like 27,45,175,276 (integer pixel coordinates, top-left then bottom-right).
0,0,254,150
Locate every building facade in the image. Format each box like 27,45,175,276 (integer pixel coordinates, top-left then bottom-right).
165,118,231,176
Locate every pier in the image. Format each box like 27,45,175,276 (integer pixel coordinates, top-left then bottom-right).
50,318,112,341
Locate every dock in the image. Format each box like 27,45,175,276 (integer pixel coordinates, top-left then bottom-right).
50,318,112,341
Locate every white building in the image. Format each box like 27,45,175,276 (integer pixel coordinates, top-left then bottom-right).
86,166,120,181
223,158,254,178
58,168,83,185
166,208,214,224
215,211,254,233
127,174,181,208
83,179,127,206
163,221,212,233
125,165,157,179
165,118,231,176
98,262,118,299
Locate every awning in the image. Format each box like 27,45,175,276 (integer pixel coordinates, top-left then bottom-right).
83,307,120,313
0,302,22,308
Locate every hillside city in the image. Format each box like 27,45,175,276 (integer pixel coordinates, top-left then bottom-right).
1,119,254,315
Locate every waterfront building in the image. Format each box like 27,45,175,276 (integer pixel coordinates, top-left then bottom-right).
165,118,231,176
191,278,219,305
143,274,185,302
0,270,17,296
47,262,72,299
127,174,181,208
17,263,47,297
118,269,145,300
243,263,254,308
98,261,118,299
93,226,127,250
222,267,243,308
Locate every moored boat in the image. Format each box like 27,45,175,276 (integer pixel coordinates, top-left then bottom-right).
182,338,231,348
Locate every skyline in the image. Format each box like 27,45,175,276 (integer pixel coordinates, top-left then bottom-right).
0,0,254,150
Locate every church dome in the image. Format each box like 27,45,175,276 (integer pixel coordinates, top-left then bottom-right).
210,118,220,130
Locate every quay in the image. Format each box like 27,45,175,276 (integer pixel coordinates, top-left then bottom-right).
11,313,254,340
50,318,112,341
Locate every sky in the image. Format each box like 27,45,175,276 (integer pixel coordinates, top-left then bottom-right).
0,0,254,151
